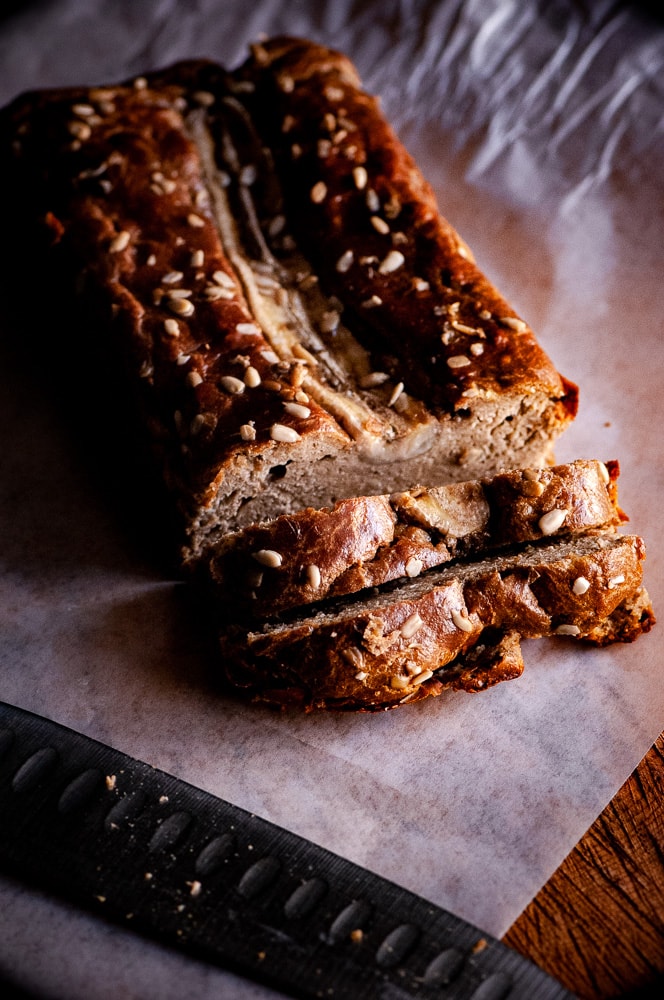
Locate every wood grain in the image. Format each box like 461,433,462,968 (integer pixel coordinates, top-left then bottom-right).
503,732,664,998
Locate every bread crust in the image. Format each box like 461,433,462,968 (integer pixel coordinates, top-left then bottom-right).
206,459,624,615
218,534,653,711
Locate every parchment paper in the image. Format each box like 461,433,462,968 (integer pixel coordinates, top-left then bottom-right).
1,1,663,997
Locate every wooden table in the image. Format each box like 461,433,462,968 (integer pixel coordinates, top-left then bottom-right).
503,733,664,998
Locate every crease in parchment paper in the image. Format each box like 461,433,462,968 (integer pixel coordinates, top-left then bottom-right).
1,2,663,998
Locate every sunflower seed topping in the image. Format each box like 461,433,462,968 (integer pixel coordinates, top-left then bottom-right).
447,355,471,368
499,316,528,332
163,318,180,337
378,250,405,274
555,624,581,636
336,250,354,273
366,188,380,212
360,371,390,387
310,181,328,203
405,557,423,578
240,366,259,388
205,285,234,300
252,549,283,568
371,216,390,234
270,423,300,443
400,613,423,639
284,401,311,419
361,295,383,309
162,270,184,284
220,375,246,395
353,165,368,189
168,298,195,317
68,120,91,140
212,269,235,288
109,231,130,253
388,381,404,406
538,509,567,535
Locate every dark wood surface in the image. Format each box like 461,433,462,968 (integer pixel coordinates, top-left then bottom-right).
503,732,664,999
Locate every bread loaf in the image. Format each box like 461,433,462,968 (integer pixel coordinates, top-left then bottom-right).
218,534,654,711
1,40,576,564
205,459,624,616
2,40,654,715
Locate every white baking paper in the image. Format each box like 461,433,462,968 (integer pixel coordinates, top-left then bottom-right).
1,1,663,997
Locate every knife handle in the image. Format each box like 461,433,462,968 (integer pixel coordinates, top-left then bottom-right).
0,702,574,999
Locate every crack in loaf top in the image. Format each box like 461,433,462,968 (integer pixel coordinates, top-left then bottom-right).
234,36,577,415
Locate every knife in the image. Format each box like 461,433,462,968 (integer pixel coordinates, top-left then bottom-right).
0,701,574,999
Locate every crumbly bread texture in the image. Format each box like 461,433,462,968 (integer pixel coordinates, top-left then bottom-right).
1,39,576,563
219,534,655,711
206,459,625,616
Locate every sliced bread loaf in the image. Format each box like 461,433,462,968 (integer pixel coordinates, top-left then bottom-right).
205,459,624,615
218,533,654,711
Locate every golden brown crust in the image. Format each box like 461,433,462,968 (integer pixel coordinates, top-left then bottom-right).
206,459,623,615
237,37,578,419
218,534,652,711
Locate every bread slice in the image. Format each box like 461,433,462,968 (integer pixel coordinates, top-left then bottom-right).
1,41,576,564
218,533,654,711
205,459,625,616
